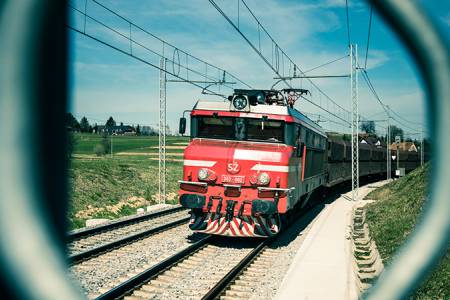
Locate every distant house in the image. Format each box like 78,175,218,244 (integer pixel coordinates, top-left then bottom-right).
97,125,136,135
359,134,385,148
390,142,418,152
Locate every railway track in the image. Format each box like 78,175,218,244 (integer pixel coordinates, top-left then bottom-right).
93,201,324,300
72,189,335,299
67,206,189,259
94,235,261,300
70,222,199,299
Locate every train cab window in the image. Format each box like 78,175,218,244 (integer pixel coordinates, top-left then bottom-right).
246,119,284,143
196,117,234,139
193,116,285,143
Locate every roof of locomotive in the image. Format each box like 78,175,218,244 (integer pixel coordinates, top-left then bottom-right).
193,100,326,136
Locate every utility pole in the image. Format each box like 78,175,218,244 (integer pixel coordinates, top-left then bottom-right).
159,58,167,205
350,44,359,200
396,135,400,172
110,134,113,158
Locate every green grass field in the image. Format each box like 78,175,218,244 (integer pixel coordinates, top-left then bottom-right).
68,133,189,230
73,133,189,154
365,164,449,299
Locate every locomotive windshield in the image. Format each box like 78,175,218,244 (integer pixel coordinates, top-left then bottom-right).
193,116,285,143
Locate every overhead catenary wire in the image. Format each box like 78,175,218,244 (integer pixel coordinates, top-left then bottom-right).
209,0,352,125
387,106,423,126
303,55,349,74
358,11,423,135
364,4,373,69
67,0,252,99
361,69,420,133
88,0,251,90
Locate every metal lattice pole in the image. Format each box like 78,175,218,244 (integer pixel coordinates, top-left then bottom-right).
350,44,359,200
159,58,167,205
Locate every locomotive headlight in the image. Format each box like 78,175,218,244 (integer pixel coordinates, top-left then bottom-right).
232,95,248,110
198,168,209,180
257,172,270,185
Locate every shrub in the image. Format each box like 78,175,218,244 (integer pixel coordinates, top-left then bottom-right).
94,144,106,156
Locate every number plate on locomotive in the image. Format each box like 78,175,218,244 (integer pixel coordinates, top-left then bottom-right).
221,175,245,184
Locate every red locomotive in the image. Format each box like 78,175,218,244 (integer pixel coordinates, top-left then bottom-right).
177,89,421,237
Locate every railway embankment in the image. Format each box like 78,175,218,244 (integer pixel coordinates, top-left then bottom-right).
364,163,449,299
275,181,389,300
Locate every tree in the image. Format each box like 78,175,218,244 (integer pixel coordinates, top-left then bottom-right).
66,132,78,160
136,124,141,135
80,116,90,133
106,116,116,128
66,112,80,131
389,125,404,142
360,121,376,135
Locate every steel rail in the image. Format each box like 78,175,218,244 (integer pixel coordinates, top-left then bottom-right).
68,216,190,264
201,239,270,300
94,235,212,300
67,206,186,242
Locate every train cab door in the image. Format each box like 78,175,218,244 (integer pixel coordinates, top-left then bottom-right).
290,124,304,205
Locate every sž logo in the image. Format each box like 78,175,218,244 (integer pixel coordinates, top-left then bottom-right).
227,161,240,174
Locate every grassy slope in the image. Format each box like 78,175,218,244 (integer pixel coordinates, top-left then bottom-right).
365,163,449,299
68,134,188,229
68,157,183,229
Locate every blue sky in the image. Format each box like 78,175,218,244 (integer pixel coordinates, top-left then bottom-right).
69,0,450,138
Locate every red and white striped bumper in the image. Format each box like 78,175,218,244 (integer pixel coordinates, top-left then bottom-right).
188,212,280,238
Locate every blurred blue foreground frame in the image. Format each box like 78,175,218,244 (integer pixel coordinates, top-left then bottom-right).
0,1,448,299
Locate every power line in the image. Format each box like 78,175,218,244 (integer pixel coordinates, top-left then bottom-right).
387,106,423,126
209,0,352,125
360,69,389,115
361,70,420,133
366,110,387,119
68,0,251,98
302,111,350,128
303,55,349,73
389,116,420,133
364,4,373,69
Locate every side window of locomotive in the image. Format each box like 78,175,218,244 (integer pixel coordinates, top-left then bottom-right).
246,119,284,143
307,130,314,148
314,134,319,149
301,127,306,144
196,117,234,139
294,124,301,145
